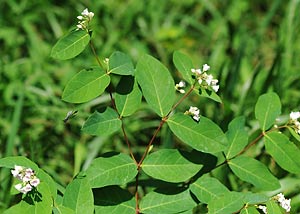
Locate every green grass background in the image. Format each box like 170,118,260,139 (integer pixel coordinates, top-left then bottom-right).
1,0,300,211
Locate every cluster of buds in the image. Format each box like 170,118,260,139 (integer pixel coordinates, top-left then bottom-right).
257,193,291,213
11,165,40,194
185,106,200,122
175,81,186,94
76,8,94,31
191,64,219,93
289,111,300,134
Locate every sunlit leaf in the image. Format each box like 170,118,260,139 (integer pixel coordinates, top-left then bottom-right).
51,30,90,60
255,92,281,131
225,116,248,159
264,132,300,174
240,207,260,214
109,51,134,75
207,192,245,214
228,156,280,190
62,67,110,103
190,174,230,204
266,200,282,214
136,54,175,117
62,176,94,214
139,189,196,214
85,153,137,188
142,149,203,183
82,107,121,136
167,113,227,154
173,51,194,84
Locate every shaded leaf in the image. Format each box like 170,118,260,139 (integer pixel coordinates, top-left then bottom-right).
136,54,175,117
142,149,203,183
264,132,300,174
51,30,90,60
82,107,121,136
255,92,281,131
62,177,94,214
139,189,196,214
94,186,135,214
62,67,110,103
85,153,137,188
167,113,227,154
228,156,280,190
225,116,248,159
109,51,134,75
190,174,230,204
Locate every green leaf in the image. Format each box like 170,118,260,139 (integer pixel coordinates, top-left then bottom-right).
0,156,57,199
94,186,135,214
287,126,300,142
82,107,122,136
142,149,203,183
173,51,194,84
62,67,110,103
198,88,222,103
228,156,280,190
109,51,134,75
264,132,300,174
53,205,75,214
62,177,94,214
135,54,175,117
243,192,269,205
115,76,142,117
266,200,283,214
225,116,248,159
4,182,53,214
190,174,230,204
139,189,196,214
85,153,137,188
255,92,281,131
207,192,245,214
167,113,227,154
51,30,90,60
240,207,260,214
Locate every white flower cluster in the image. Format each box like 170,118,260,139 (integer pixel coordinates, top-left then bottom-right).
258,205,267,214
175,81,186,94
191,64,219,92
275,193,291,213
289,111,300,134
185,106,200,122
76,8,94,30
11,165,40,194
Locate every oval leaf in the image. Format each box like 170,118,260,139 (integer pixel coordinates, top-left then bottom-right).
51,30,90,60
94,186,135,214
255,92,281,131
82,107,121,136
190,174,230,204
207,192,245,214
136,54,175,117
240,207,260,214
167,113,227,154
62,67,110,103
173,51,194,84
228,156,280,190
115,76,142,117
198,88,222,103
63,177,94,214
142,149,203,183
266,200,283,214
109,51,134,75
139,189,196,214
264,132,300,174
225,116,248,159
85,153,137,188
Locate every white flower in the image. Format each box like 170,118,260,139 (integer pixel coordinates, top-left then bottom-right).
11,165,23,178
203,64,210,72
185,106,200,122
275,193,291,212
76,8,94,30
191,68,201,75
175,81,186,94
11,166,40,194
258,205,267,214
290,111,300,120
211,85,219,92
30,178,40,187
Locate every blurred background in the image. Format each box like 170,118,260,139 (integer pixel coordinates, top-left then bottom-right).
1,0,300,211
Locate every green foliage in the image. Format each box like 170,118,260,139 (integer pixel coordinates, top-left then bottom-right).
1,0,300,213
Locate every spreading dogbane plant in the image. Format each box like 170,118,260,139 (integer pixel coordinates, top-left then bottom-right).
1,8,300,214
